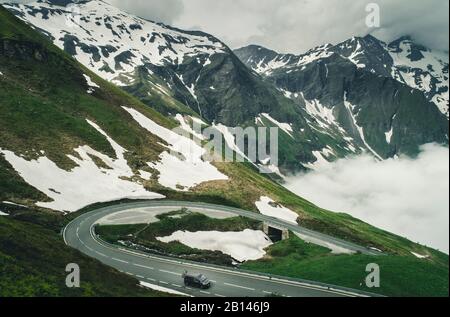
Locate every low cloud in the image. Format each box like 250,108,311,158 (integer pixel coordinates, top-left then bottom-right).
285,144,449,253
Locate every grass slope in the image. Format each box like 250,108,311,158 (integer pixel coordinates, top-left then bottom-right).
0,5,174,198
243,234,449,297
97,211,262,266
0,213,167,297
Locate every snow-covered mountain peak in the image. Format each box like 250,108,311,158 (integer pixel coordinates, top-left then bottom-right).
387,36,448,75
35,0,95,6
234,42,335,76
387,37,449,117
5,0,227,85
235,35,449,117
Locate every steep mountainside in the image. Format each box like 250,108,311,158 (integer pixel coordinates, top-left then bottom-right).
0,3,227,212
7,1,449,171
5,0,295,124
3,0,396,172
235,35,449,161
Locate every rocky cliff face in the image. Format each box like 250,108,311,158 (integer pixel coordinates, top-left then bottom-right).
235,35,449,160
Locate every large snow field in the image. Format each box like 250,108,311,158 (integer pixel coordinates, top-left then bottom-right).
123,107,228,191
157,229,273,262
0,120,164,212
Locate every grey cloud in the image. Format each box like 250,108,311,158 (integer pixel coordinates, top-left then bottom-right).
108,0,184,24
285,144,450,253
175,0,449,53
1,0,448,52
0,0,185,24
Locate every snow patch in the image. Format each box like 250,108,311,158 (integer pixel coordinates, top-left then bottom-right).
157,229,273,262
385,127,394,144
255,196,299,224
138,170,152,180
83,74,99,88
149,152,227,191
123,107,228,191
213,123,249,161
346,41,366,68
175,114,205,141
0,119,164,212
83,74,100,94
258,113,294,138
305,149,332,170
254,55,291,75
344,93,383,160
297,45,333,67
259,163,284,177
2,201,28,208
411,252,430,259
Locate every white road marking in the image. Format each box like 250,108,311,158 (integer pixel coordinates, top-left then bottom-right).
94,233,357,297
172,284,182,288
224,283,255,291
146,278,156,282
215,294,226,298
160,281,169,285
133,263,154,270
102,238,354,295
112,258,129,264
159,269,180,276
200,291,211,295
95,251,107,257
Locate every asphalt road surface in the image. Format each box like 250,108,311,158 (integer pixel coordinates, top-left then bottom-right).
64,200,381,297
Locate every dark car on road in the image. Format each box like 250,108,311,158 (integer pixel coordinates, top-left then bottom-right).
182,272,212,289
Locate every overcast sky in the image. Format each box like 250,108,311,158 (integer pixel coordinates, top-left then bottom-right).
3,0,449,53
